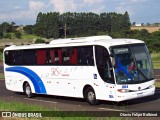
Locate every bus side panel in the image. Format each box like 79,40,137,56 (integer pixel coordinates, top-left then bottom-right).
39,66,97,98
5,71,35,93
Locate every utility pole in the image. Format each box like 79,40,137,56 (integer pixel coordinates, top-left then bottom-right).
64,23,67,38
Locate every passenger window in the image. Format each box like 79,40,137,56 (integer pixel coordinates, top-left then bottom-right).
14,51,23,65
78,46,94,66
5,51,14,65
62,48,70,65
69,48,77,65
37,50,46,65
50,50,55,64
58,49,63,64
50,49,62,65
24,50,36,65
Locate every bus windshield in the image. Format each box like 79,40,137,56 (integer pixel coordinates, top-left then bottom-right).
110,44,154,84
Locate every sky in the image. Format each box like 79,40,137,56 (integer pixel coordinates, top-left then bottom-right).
0,0,160,25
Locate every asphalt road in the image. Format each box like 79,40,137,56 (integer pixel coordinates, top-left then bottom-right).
154,69,160,80
0,80,160,112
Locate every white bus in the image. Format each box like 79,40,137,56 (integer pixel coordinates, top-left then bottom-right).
3,35,155,105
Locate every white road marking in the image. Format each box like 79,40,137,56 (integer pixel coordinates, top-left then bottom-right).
155,75,160,76
24,98,58,104
98,108,123,111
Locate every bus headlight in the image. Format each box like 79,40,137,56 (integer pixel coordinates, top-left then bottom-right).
117,89,129,93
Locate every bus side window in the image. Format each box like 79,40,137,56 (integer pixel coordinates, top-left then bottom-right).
70,48,77,65
54,50,59,64
62,48,70,65
86,47,94,65
24,50,36,65
46,49,51,64
78,46,93,66
58,49,63,64
14,51,23,65
5,51,14,65
37,50,46,65
78,47,85,65
50,50,55,64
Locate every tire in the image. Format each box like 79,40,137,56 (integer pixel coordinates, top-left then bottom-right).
84,87,99,105
24,82,33,98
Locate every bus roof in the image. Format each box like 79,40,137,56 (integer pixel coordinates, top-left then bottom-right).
4,35,144,50
49,35,112,44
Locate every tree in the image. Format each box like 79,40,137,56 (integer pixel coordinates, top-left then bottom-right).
34,11,132,38
121,11,131,31
24,25,33,34
0,22,10,33
132,22,136,26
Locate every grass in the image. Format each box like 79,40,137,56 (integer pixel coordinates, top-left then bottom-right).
0,100,49,111
151,53,160,69
21,34,42,40
0,73,4,79
0,100,123,120
0,33,44,48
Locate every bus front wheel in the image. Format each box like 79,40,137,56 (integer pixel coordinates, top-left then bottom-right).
24,82,33,98
84,87,99,105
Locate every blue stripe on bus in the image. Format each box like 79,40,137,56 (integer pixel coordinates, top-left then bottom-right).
6,67,47,94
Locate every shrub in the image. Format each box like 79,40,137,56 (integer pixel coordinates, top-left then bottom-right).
35,38,45,43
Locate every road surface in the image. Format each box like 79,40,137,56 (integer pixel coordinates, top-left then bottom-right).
0,80,160,112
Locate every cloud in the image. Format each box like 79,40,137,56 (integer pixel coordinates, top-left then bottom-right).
116,2,132,14
131,0,146,3
84,0,103,4
49,0,77,13
48,0,105,13
14,6,23,10
29,0,46,12
115,0,146,15
82,0,106,13
0,0,47,25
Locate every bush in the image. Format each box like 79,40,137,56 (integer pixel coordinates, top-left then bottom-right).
3,33,13,39
34,38,46,43
15,31,22,39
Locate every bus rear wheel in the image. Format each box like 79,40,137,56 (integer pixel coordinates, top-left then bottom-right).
84,87,99,105
24,82,33,98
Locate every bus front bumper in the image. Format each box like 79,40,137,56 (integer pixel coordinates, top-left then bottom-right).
115,86,155,102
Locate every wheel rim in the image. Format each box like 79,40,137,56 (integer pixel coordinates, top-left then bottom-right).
25,85,31,96
87,91,95,102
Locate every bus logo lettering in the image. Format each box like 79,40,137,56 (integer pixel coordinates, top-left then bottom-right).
51,67,61,76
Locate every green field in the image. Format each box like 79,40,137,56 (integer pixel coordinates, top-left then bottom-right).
151,53,160,69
